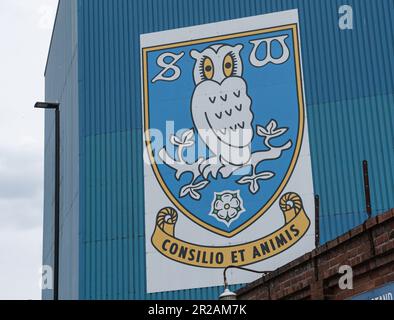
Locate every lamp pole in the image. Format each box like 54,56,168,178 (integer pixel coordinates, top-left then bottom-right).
219,266,270,300
35,102,60,300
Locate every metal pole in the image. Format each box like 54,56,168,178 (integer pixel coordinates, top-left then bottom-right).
54,108,60,300
223,265,269,288
34,102,60,300
315,195,320,247
220,266,270,300
362,160,372,218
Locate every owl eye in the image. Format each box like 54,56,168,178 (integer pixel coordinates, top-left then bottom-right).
203,57,214,80
223,54,235,77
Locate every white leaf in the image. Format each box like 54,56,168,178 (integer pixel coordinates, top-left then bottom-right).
256,125,269,137
190,190,201,200
237,176,253,185
170,135,182,145
250,180,259,194
180,186,191,198
255,172,275,180
271,128,288,137
267,120,277,134
182,129,194,143
193,180,209,190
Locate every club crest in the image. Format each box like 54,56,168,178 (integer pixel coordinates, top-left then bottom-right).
144,28,303,236
141,10,314,293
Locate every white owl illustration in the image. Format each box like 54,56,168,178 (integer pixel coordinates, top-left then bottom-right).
158,42,292,201
190,44,255,167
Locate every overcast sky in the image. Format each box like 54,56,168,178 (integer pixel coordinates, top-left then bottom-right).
0,0,58,300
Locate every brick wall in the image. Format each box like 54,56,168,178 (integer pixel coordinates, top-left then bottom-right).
236,209,394,300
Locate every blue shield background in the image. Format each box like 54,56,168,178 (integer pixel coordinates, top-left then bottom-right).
145,28,301,235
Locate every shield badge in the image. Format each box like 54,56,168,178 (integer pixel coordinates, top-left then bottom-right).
141,10,314,293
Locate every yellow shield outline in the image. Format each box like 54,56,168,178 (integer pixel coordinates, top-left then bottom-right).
142,23,305,238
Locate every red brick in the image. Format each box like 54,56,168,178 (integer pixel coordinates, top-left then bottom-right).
365,216,379,229
374,233,389,246
237,209,394,300
350,225,365,238
338,232,351,244
377,211,394,224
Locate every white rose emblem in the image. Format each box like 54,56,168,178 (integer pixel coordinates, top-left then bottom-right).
211,191,245,226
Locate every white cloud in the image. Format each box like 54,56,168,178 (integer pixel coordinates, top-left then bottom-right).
37,5,57,30
0,141,42,200
0,228,43,300
0,0,58,300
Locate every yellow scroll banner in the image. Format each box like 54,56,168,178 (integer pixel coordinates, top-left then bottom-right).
151,193,310,268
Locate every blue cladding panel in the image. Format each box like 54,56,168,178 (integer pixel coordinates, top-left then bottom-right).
65,0,394,299
43,0,79,299
309,94,394,243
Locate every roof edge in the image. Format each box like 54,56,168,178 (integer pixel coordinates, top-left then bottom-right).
44,0,61,77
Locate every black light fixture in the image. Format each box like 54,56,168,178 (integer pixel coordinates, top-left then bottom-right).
35,101,60,301
219,266,270,301
34,102,60,110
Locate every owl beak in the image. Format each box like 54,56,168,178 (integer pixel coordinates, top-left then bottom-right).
218,77,227,85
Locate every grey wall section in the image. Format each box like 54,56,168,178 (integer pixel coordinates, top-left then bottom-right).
42,0,79,300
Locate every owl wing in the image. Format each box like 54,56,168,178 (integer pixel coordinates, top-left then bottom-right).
194,77,253,147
